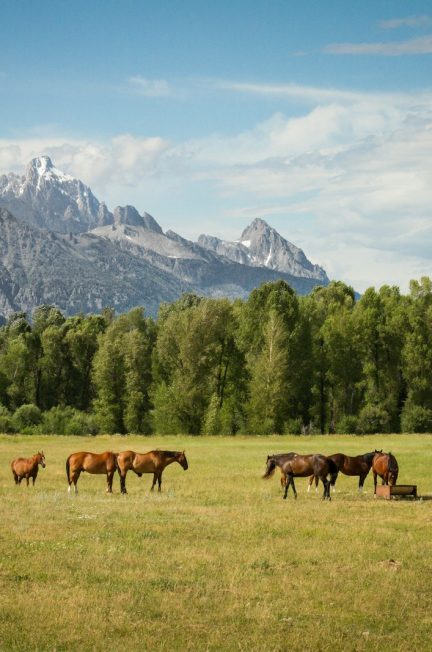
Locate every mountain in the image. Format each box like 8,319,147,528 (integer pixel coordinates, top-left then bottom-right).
0,157,329,318
0,208,188,317
0,156,112,233
198,218,328,283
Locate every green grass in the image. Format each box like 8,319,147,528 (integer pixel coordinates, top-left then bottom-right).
1,434,432,651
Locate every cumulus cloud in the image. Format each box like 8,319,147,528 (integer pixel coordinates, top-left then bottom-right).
1,83,431,291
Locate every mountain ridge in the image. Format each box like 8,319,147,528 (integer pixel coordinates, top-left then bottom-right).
0,157,330,318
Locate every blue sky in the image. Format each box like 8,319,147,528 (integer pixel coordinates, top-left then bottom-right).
1,0,432,290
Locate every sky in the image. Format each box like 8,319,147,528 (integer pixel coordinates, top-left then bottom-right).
1,0,432,291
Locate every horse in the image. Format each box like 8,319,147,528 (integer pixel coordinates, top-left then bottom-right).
11,451,46,486
66,451,117,494
263,453,336,500
307,451,376,493
117,449,188,494
372,450,399,494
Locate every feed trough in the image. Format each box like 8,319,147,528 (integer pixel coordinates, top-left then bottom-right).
375,484,418,500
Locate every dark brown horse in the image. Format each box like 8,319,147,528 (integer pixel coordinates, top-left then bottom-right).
11,451,46,486
308,451,376,492
66,451,117,494
372,450,399,493
117,449,188,494
263,453,336,500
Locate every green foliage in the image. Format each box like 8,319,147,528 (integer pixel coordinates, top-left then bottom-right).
284,418,303,435
401,404,432,433
356,403,391,434
1,277,432,435
336,415,358,435
12,403,42,433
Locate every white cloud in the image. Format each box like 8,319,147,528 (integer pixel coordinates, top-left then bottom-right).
379,15,432,30
1,83,432,291
128,76,173,97
324,35,432,56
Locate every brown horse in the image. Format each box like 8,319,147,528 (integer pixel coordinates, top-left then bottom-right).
308,451,376,493
11,451,46,486
66,451,117,494
372,450,399,493
263,453,336,500
117,449,188,494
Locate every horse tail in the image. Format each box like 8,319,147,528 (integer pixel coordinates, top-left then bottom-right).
66,456,70,484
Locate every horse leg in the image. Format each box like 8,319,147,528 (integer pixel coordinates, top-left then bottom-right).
13,471,18,485
70,471,80,495
373,471,377,495
283,474,290,499
307,475,314,493
150,473,157,491
358,475,365,492
322,478,331,500
291,477,298,499
315,475,319,493
119,472,128,495
106,471,114,493
157,473,162,492
26,475,29,487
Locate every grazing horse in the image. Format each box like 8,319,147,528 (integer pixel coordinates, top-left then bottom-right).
372,450,399,494
263,453,336,500
11,451,46,486
308,451,376,493
117,449,188,494
66,451,117,494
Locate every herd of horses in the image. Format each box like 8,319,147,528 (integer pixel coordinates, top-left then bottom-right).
10,447,398,500
263,450,399,500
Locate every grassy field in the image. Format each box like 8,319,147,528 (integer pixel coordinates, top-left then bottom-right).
1,434,432,651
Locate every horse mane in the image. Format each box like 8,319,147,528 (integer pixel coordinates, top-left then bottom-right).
156,450,178,458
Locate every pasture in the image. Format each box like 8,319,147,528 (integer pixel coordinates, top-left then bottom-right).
1,434,432,651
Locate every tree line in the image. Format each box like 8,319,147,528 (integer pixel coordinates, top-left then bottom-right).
1,277,432,435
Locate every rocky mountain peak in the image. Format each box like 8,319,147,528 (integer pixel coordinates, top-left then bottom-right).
240,217,271,240
113,205,163,233
198,218,329,283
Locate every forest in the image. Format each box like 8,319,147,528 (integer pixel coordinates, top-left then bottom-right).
0,277,432,436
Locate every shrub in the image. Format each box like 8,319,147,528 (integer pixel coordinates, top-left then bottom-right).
401,404,432,433
0,415,15,433
42,406,76,435
12,404,42,433
356,404,391,434
284,418,303,435
336,415,358,435
65,411,99,436
41,406,100,435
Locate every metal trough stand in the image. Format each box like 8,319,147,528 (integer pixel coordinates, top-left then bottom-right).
375,484,418,500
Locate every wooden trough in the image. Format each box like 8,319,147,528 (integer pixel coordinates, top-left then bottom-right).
375,484,418,500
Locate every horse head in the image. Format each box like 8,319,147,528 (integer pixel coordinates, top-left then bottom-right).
388,452,399,486
38,451,46,468
263,455,277,479
177,450,188,471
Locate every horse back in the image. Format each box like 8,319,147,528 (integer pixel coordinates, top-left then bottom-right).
69,451,117,474
11,456,34,476
131,450,160,473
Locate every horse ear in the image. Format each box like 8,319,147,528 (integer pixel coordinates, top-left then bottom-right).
182,450,185,454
